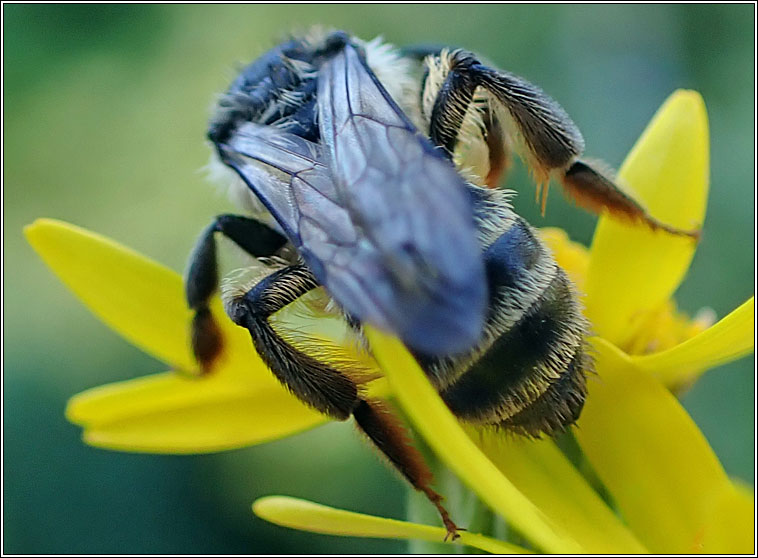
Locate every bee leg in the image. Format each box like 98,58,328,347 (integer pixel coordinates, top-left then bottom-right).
482,108,510,189
228,269,459,536
352,398,462,541
429,51,699,237
185,214,287,372
426,52,511,189
225,264,359,419
559,159,701,239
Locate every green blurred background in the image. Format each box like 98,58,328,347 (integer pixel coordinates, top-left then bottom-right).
3,4,754,554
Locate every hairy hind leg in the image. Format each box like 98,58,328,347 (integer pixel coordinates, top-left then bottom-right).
425,49,700,237
353,399,462,540
226,265,460,537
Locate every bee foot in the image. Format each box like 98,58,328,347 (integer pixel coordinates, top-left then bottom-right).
443,519,465,542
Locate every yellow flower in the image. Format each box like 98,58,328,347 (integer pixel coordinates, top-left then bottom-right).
25,90,753,553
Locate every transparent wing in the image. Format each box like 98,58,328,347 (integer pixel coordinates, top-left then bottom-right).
219,124,347,247
216,42,486,355
316,42,487,354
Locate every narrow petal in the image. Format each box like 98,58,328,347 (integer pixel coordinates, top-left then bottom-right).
575,337,750,553
472,431,647,553
632,297,754,384
585,91,709,343
26,219,196,371
366,328,585,554
253,496,529,554
67,371,327,453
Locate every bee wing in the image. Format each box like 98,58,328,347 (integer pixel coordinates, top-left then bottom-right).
217,43,487,355
219,124,340,245
315,42,487,354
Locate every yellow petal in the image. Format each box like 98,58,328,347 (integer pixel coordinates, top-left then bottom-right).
575,337,748,553
472,431,647,553
698,483,755,553
366,328,584,554
633,297,754,385
66,370,327,453
585,91,709,343
253,496,529,554
26,219,195,371
25,218,268,378
537,227,590,292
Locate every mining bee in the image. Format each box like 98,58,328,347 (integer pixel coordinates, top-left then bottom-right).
186,29,698,539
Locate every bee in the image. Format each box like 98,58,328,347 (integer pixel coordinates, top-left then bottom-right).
185,29,698,539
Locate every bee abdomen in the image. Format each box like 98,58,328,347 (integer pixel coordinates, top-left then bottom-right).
497,342,589,436
439,219,589,433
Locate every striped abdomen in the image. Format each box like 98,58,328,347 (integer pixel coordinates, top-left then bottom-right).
421,215,590,437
